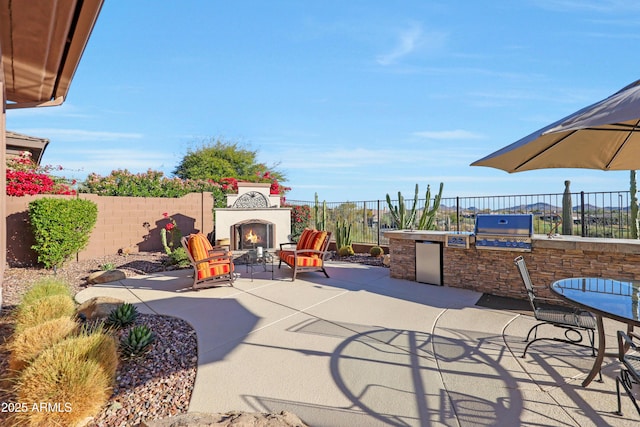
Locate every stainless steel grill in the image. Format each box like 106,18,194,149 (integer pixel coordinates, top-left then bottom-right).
474,214,533,252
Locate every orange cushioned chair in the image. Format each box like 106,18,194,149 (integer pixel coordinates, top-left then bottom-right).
278,228,331,281
181,233,235,290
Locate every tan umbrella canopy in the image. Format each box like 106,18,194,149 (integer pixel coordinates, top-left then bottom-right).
471,79,640,172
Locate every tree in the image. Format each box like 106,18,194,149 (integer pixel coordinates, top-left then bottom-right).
173,139,285,183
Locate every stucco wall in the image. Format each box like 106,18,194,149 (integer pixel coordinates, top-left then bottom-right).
6,192,214,266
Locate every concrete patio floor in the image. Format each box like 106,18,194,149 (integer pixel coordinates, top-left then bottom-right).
76,261,640,426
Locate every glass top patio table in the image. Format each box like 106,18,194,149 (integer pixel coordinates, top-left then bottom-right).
551,277,640,387
551,278,640,326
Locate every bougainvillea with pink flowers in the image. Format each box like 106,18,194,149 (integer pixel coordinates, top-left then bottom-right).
6,151,76,196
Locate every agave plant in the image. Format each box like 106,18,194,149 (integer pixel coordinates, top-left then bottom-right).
120,325,155,358
106,303,138,329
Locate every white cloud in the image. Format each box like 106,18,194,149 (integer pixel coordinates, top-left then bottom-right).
16,128,143,142
376,23,446,66
412,130,484,140
44,148,176,178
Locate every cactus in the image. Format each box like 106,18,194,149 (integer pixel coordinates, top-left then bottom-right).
314,193,327,230
386,184,419,229
120,324,155,358
417,182,444,230
632,171,639,239
562,180,573,235
338,245,355,257
106,303,138,329
369,246,384,257
386,183,444,230
335,220,352,250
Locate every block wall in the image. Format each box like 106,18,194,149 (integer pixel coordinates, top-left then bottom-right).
6,192,214,265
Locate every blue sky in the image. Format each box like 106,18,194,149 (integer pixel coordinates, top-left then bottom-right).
7,1,640,202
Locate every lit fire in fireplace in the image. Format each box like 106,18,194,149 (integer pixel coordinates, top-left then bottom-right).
245,228,262,244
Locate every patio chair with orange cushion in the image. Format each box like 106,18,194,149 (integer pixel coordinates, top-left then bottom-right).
181,233,235,290
278,228,331,281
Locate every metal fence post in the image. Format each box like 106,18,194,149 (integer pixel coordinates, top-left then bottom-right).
377,199,381,246
456,196,460,232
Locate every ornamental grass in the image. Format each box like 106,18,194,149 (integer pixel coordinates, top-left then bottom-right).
19,277,73,307
13,294,76,334
8,317,79,373
12,330,118,427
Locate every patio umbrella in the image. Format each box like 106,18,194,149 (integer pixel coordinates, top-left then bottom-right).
471,79,640,172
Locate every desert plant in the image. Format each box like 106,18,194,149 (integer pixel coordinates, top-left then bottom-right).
100,262,116,271
314,193,327,230
120,324,155,358
160,212,182,254
562,180,573,235
19,277,72,307
370,246,384,257
13,330,118,427
386,184,419,229
335,220,352,250
632,171,639,239
167,246,190,267
28,197,98,269
14,294,76,334
338,245,355,257
8,317,79,372
416,182,444,230
386,183,444,230
106,303,139,329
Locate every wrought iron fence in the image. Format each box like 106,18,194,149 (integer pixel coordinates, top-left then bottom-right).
288,190,635,245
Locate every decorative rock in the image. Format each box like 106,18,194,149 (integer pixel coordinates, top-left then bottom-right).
87,269,126,285
76,296,125,321
383,254,391,267
140,411,309,427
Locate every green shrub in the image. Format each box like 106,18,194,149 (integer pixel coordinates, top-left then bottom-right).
338,245,355,257
167,246,190,267
8,317,79,372
14,294,76,334
80,169,225,200
14,330,118,426
100,262,115,271
20,277,72,307
287,204,312,241
370,246,384,257
28,197,98,268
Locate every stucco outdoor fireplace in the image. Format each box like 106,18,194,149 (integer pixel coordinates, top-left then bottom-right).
214,182,291,251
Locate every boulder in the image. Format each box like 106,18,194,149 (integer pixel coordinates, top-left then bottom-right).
76,296,125,321
141,411,309,427
383,254,391,267
87,269,126,285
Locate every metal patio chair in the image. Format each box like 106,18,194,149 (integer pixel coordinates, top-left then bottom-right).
514,256,597,358
616,330,640,416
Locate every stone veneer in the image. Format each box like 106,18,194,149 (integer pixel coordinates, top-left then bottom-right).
385,231,640,301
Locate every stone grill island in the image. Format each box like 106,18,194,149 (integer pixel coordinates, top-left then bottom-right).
383,229,640,301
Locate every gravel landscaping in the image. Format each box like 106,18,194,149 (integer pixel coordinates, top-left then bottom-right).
1,251,384,426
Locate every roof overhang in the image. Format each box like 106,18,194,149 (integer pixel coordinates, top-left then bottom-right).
0,0,104,109
5,130,49,164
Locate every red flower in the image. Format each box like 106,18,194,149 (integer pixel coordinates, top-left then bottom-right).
163,212,169,218
165,223,175,231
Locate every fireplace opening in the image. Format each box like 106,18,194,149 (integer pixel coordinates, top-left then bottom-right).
233,220,275,250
